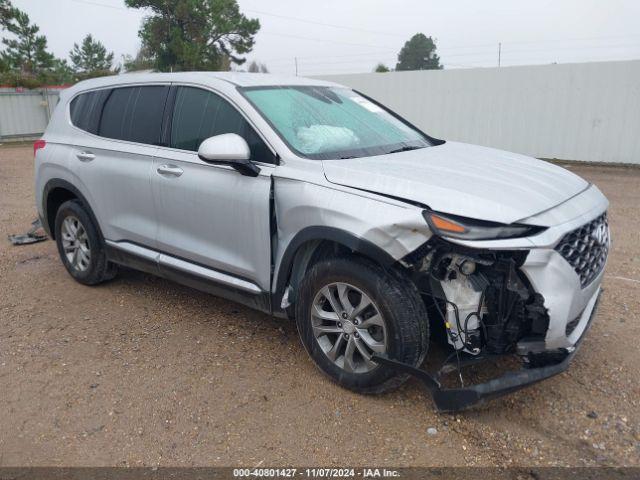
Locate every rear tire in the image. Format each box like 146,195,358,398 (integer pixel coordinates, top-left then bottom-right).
54,199,117,285
296,256,429,394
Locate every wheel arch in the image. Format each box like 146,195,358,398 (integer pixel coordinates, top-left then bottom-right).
43,179,102,241
273,226,397,313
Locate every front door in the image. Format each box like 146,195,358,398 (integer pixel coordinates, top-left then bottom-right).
152,85,275,292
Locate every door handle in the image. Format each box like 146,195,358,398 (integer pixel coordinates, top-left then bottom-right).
157,164,184,177
76,152,95,162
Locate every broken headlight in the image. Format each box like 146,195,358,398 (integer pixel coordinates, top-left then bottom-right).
423,211,546,240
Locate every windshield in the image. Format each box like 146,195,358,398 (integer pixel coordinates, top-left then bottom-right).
241,86,432,160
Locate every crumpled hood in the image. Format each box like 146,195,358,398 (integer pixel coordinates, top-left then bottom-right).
322,141,589,225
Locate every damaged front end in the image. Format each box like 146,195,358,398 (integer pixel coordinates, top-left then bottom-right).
411,239,550,357
372,238,600,412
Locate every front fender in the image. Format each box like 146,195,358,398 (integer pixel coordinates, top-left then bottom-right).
272,177,432,299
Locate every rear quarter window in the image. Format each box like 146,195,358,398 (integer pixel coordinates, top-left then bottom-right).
69,89,111,134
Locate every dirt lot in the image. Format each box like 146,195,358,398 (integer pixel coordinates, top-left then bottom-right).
0,144,639,467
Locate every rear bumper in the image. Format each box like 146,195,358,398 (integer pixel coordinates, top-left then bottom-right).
372,288,602,412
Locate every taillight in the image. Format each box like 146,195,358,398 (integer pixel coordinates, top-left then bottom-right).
33,139,46,157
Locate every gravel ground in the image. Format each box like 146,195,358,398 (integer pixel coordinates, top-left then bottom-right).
0,144,639,467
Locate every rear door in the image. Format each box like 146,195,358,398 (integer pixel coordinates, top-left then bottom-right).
152,85,276,292
68,85,169,247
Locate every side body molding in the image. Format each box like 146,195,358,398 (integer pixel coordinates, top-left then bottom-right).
105,241,270,313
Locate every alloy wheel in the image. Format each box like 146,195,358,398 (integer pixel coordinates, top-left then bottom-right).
60,215,91,272
311,282,387,373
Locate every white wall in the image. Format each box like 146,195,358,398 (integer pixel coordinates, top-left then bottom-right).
315,60,640,164
0,89,59,141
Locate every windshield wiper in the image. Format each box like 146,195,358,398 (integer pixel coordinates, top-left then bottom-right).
387,145,425,154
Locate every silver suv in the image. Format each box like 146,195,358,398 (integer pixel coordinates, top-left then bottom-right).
35,72,609,411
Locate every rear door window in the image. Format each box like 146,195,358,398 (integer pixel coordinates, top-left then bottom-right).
170,86,275,163
98,85,169,145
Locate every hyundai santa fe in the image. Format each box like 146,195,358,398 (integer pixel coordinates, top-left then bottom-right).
34,72,610,411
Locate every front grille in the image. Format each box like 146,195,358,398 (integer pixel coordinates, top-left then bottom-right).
555,212,609,288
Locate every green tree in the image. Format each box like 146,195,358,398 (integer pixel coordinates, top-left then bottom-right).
374,63,390,73
247,60,268,73
0,1,74,86
0,1,8,74
0,48,8,72
1,3,55,75
49,58,75,83
125,0,260,72
0,0,12,24
122,45,155,72
70,34,115,74
395,33,442,71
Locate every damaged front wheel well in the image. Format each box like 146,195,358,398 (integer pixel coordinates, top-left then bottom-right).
275,228,398,314
282,240,369,312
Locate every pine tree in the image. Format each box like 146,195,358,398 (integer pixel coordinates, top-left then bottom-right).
70,34,115,74
125,0,260,72
1,4,55,75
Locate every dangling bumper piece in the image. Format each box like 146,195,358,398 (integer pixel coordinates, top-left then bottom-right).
371,289,602,412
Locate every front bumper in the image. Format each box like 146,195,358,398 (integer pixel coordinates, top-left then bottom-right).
446,184,609,351
520,248,605,350
372,288,602,412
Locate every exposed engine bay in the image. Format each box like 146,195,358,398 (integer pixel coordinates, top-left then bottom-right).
405,238,550,357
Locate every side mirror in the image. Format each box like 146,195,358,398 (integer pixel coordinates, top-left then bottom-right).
197,133,260,177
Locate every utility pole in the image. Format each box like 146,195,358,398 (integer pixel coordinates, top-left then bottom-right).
498,42,502,67
294,57,298,76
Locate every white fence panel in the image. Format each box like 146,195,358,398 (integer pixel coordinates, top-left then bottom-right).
0,89,60,141
315,60,640,164
1,62,639,163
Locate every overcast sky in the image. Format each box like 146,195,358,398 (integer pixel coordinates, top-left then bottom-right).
10,0,640,75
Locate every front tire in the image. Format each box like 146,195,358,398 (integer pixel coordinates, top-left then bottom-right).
296,256,429,394
54,199,117,285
